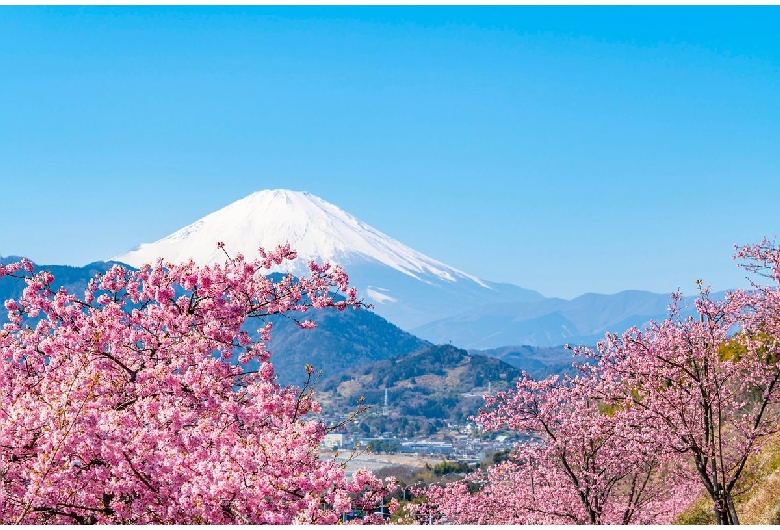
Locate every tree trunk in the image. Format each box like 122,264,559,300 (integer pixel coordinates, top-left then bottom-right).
726,494,740,525
712,490,740,525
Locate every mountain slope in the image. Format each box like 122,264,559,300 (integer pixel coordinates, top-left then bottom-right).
258,306,431,386
112,189,545,329
114,190,486,284
469,344,578,378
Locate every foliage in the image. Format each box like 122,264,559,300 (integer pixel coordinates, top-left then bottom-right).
491,448,512,464
367,439,399,454
0,245,392,524
432,460,473,476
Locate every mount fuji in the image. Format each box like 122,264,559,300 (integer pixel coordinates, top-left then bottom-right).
112,189,544,330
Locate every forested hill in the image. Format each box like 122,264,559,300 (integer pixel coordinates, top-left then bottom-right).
260,306,431,386
316,344,524,426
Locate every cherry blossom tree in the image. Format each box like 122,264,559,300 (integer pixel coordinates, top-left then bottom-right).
417,238,780,525
422,372,690,525
0,245,390,524
577,238,780,525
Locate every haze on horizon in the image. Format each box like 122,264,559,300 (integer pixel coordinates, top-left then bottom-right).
1,6,778,299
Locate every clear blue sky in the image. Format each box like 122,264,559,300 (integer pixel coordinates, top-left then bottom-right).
1,6,779,299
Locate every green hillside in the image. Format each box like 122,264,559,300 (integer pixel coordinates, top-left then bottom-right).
316,344,523,437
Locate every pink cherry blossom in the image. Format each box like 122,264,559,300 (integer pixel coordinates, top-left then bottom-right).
0,245,390,524
421,371,691,525
570,238,780,525
421,238,780,525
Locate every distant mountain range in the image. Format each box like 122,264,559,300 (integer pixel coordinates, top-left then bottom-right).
255,305,431,386
412,289,727,349
469,344,580,379
0,190,741,439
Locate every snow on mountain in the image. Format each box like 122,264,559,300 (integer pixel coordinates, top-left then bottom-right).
112,189,544,330
115,189,484,284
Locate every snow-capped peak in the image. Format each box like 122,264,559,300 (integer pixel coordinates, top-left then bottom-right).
112,189,490,288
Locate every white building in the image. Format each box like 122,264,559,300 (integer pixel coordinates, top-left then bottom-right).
322,433,345,449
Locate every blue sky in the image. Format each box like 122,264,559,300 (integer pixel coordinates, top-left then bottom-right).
1,6,779,299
